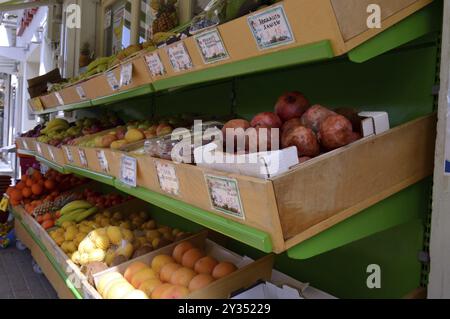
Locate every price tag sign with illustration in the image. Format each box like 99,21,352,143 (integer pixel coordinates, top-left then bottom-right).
120,155,137,187
247,4,295,50
76,86,87,100
155,161,180,196
54,92,64,105
195,29,229,64
106,71,120,91
120,63,133,87
47,146,56,162
78,149,88,167
167,43,193,72
145,52,166,77
205,175,245,220
64,147,74,163
96,150,109,173
36,143,43,155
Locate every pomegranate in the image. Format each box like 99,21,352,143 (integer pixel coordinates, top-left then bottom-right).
300,104,336,133
275,91,310,122
318,115,354,151
250,112,282,129
281,126,320,157
281,118,302,135
222,119,251,153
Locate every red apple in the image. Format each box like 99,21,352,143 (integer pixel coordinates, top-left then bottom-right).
275,91,310,122
250,112,282,129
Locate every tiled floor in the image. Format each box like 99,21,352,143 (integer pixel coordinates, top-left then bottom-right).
0,245,58,299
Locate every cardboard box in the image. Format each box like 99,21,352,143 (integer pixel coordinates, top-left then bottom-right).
194,144,299,179
359,111,390,135
59,85,87,105
40,93,59,109
121,115,435,253
28,97,44,112
35,142,67,167
80,74,113,100
92,231,274,299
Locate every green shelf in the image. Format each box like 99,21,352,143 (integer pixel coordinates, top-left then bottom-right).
11,208,82,299
91,84,153,106
35,155,68,174
64,164,115,186
114,180,273,253
17,149,36,157
153,41,335,92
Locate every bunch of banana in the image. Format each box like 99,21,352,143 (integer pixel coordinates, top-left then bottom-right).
152,32,176,45
56,200,99,226
40,119,70,135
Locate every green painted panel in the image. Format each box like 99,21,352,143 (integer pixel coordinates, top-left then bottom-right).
35,155,68,174
349,1,442,63
64,164,115,186
91,85,153,106
153,41,335,91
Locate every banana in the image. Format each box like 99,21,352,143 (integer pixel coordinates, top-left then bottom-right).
61,200,93,216
75,207,99,223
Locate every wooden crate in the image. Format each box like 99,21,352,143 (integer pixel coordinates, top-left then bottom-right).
92,231,274,299
40,93,59,109
157,0,432,79
35,142,67,167
121,115,435,253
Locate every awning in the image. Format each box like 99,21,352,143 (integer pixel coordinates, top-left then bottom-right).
0,0,54,12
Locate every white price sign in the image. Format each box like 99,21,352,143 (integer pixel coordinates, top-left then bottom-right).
76,86,87,100
247,4,295,50
55,92,64,105
78,149,88,167
144,52,166,77
166,42,193,72
106,71,120,91
36,143,43,155
195,28,229,64
155,161,180,196
64,146,74,163
96,150,109,173
22,139,29,150
120,155,137,187
205,175,245,220
47,146,56,162
120,63,133,87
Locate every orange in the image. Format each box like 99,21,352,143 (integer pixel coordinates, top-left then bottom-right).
22,187,32,198
16,182,25,190
26,179,33,187
10,189,23,202
44,180,55,190
32,170,42,181
31,184,43,196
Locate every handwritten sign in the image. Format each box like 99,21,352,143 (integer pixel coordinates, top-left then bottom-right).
120,63,133,87
167,42,193,72
195,29,229,64
120,155,137,187
247,4,294,50
55,92,65,106
144,52,166,77
78,149,88,167
155,162,180,196
76,86,87,100
205,175,245,220
96,150,109,173
47,146,56,162
106,71,120,91
64,146,74,163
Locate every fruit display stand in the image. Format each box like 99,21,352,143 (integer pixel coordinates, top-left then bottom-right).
13,0,444,299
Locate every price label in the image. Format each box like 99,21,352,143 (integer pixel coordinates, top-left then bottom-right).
195,28,229,64
55,92,64,105
96,150,109,173
47,146,56,162
166,42,193,72
22,139,29,150
78,149,88,167
40,163,49,175
247,4,295,50
106,71,119,91
64,146,74,163
155,161,180,196
0,196,9,211
120,155,137,187
144,52,166,77
76,86,87,100
120,63,133,87
205,175,245,220
36,143,43,155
